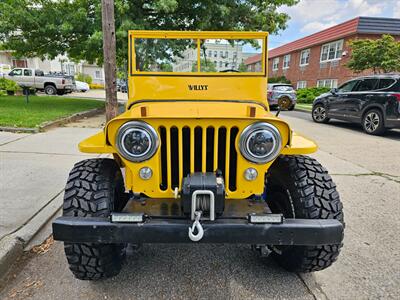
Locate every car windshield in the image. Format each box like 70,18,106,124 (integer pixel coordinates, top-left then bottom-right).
133,37,265,75
273,85,294,92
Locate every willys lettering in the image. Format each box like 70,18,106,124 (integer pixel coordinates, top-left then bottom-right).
188,84,208,91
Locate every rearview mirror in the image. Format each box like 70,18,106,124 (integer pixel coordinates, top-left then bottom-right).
330,88,338,94
8,71,14,76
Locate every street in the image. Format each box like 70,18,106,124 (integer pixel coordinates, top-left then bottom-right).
0,110,399,300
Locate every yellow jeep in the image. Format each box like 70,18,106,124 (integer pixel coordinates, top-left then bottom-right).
53,31,344,280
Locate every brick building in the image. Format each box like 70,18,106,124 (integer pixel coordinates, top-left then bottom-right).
245,17,400,89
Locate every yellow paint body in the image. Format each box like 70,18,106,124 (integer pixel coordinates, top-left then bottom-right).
79,31,317,199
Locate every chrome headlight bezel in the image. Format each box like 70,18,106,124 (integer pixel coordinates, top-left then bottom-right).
239,122,282,164
116,121,159,162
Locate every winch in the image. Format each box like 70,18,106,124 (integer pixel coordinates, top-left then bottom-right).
181,172,225,241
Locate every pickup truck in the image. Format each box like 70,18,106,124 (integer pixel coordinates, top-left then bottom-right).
4,68,74,95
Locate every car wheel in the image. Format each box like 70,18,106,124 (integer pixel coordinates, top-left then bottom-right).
288,104,295,111
362,109,385,135
312,104,330,123
63,159,129,280
44,85,57,95
265,155,344,272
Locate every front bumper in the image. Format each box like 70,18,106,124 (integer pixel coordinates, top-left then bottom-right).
52,216,343,245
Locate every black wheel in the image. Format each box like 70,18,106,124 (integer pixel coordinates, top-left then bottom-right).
44,85,57,95
288,104,295,111
63,158,128,280
312,104,330,123
57,90,65,95
265,155,344,272
362,109,385,135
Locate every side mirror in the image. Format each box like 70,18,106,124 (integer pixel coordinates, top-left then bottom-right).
330,88,338,94
8,72,14,76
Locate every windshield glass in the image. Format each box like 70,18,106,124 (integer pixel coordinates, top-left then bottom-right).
273,85,294,91
133,37,265,75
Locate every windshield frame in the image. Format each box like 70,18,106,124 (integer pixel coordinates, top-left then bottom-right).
129,31,267,77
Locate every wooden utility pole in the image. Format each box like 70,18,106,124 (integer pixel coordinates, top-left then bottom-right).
101,0,118,121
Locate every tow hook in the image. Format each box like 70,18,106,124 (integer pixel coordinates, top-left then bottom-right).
188,211,204,242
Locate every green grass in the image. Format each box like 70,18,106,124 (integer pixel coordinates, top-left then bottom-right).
0,96,104,128
296,103,312,111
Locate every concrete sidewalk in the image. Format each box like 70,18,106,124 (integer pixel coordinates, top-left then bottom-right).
0,126,100,276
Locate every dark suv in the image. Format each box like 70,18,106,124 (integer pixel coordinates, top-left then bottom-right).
312,74,400,135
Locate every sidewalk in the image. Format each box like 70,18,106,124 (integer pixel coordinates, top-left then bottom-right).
62,89,128,102
0,125,101,276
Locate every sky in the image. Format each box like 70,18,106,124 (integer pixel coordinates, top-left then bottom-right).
269,0,400,49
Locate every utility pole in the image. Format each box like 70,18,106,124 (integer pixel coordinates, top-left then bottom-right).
101,0,118,121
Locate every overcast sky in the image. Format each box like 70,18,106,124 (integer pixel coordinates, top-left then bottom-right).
269,0,400,49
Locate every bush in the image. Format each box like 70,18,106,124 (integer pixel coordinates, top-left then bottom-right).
89,83,105,89
0,78,22,93
296,87,331,104
268,76,291,84
75,73,93,84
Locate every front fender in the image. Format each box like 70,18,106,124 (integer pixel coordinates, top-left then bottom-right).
78,131,115,153
281,131,318,155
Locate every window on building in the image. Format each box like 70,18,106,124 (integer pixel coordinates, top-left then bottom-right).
225,51,228,58
283,54,290,69
225,62,229,67
233,52,237,59
320,40,343,62
95,70,103,79
220,51,223,58
214,51,217,58
297,81,307,89
219,61,222,67
208,50,212,57
272,58,279,71
299,49,310,66
24,69,32,76
317,79,338,88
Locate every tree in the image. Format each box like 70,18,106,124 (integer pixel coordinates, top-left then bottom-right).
191,59,217,72
238,62,248,72
0,0,298,66
268,75,291,84
347,34,400,74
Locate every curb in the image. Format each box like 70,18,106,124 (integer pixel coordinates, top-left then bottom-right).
39,107,105,131
0,192,63,280
295,108,312,113
0,107,104,134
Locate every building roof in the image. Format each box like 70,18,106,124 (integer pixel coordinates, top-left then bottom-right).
244,53,262,65
268,16,400,59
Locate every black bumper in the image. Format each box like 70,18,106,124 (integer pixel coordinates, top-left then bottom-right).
52,216,343,245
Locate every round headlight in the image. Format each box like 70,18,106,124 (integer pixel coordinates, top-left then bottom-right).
239,123,281,164
116,121,159,162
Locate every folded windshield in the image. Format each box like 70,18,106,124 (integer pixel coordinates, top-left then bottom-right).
133,37,265,75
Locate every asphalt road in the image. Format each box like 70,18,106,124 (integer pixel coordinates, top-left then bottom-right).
1,111,399,300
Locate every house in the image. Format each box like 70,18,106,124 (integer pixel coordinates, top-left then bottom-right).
245,16,400,89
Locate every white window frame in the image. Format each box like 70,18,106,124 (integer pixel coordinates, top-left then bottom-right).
272,57,279,71
94,70,103,79
320,40,343,62
299,49,310,66
297,81,307,89
317,79,338,88
283,54,290,69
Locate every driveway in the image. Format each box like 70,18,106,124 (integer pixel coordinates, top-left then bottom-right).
0,111,399,299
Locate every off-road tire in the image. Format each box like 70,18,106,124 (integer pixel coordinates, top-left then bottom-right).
63,158,127,280
288,104,295,111
265,155,344,272
312,104,330,123
44,85,57,95
362,108,385,135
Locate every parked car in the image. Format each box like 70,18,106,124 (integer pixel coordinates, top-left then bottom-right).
312,74,400,135
4,68,74,95
267,83,296,110
74,80,90,92
117,79,128,93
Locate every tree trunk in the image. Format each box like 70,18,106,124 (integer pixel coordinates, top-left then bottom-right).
101,0,118,121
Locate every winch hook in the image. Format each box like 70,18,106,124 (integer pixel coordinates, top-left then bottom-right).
188,211,204,242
